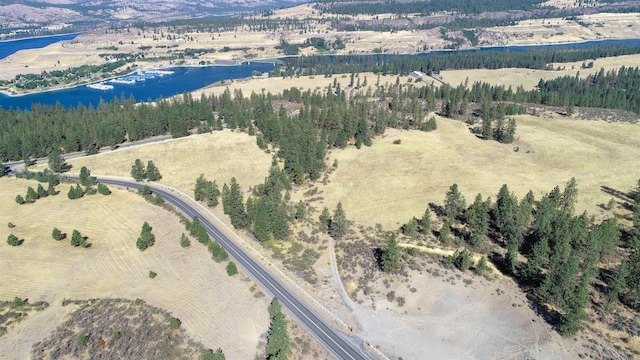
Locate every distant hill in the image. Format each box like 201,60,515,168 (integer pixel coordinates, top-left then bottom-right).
0,0,303,39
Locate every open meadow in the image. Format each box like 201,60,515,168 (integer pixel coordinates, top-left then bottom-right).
0,177,269,359
66,131,272,196
311,114,640,229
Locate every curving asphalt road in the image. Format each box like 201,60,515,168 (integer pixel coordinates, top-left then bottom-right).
91,177,373,360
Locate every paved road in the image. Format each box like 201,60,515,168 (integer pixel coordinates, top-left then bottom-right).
91,177,373,360
3,135,173,174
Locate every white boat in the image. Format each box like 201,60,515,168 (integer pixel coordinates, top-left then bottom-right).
86,83,114,90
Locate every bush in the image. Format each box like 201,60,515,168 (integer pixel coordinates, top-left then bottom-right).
11,296,24,308
168,317,181,329
7,222,15,228
393,139,402,144
474,256,488,275
52,227,65,240
97,183,111,195
180,233,190,248
226,261,238,276
149,270,157,279
111,331,121,340
15,195,25,204
7,234,21,246
79,334,89,347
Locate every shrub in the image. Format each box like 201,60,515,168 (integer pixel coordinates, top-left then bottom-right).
474,256,488,275
15,195,25,204
149,271,157,279
52,227,65,240
7,222,15,228
97,183,111,195
79,334,89,346
226,261,238,276
111,331,121,340
11,296,24,308
393,139,402,144
169,317,181,329
7,234,20,246
180,233,190,248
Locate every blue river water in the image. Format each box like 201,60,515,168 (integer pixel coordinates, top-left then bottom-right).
0,36,639,111
0,33,79,60
0,63,275,110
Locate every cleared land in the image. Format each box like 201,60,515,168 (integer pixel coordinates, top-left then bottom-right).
0,177,269,359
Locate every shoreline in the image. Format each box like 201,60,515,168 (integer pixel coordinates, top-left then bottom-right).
1,36,639,99
0,32,81,44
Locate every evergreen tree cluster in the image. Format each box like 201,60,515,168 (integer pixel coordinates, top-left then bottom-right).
67,184,85,200
404,177,629,335
131,159,162,182
265,298,290,360
247,164,291,242
189,216,228,262
136,221,155,251
16,181,56,204
70,229,89,248
194,174,221,207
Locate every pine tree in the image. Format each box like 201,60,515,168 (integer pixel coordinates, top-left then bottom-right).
194,175,208,201
382,233,401,272
136,222,155,250
131,159,146,181
70,230,88,247
47,182,57,196
505,237,519,275
79,166,95,186
521,237,550,284
295,201,306,221
420,207,431,234
97,183,111,195
146,161,162,181
224,178,249,229
493,184,517,240
25,186,37,203
48,149,66,172
444,183,466,222
330,202,348,239
319,207,331,231
439,221,452,246
604,260,628,309
266,298,290,360
561,177,578,214
205,180,220,207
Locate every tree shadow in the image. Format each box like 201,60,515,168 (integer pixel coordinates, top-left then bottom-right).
372,247,384,271
429,202,444,218
526,293,562,328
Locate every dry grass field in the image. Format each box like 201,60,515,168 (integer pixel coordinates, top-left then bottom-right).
0,177,269,359
481,12,640,46
440,53,640,89
65,131,272,196
311,115,640,229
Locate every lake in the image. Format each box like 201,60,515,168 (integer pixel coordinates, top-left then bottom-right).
0,33,80,60
0,62,275,110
